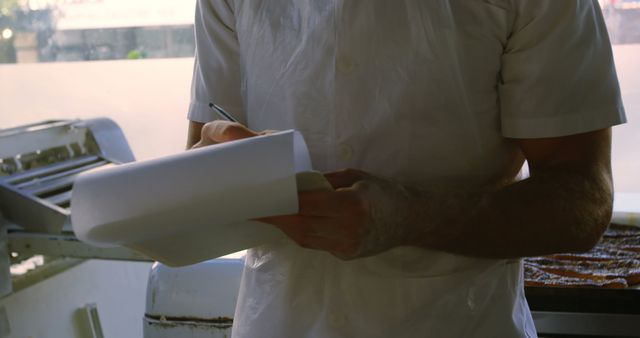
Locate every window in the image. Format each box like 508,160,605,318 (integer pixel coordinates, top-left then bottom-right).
0,0,197,160
602,0,640,192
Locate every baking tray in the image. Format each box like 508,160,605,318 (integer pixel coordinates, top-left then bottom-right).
525,194,640,315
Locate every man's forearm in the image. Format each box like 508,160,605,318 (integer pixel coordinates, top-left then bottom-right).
249,129,615,261
403,164,613,258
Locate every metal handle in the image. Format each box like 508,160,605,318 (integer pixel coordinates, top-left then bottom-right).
81,303,104,338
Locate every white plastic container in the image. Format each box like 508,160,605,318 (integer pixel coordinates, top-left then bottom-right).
144,258,244,338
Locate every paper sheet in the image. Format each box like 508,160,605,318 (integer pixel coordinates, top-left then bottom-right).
71,130,313,266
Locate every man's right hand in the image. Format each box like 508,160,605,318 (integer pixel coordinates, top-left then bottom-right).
190,120,260,149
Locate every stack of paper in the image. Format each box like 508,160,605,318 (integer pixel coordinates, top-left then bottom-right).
71,130,323,266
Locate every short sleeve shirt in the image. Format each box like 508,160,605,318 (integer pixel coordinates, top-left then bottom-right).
188,1,626,337
189,0,625,184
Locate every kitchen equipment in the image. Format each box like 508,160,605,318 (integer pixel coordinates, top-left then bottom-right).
143,258,243,338
0,119,150,297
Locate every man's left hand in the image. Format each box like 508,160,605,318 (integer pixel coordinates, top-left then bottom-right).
260,169,412,260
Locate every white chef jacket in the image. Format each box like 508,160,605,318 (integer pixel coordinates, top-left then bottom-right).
188,1,627,337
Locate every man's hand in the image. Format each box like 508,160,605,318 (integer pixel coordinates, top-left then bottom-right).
189,120,277,149
261,169,414,260
191,120,260,149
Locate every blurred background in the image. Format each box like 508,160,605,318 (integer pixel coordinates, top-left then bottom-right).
0,1,638,337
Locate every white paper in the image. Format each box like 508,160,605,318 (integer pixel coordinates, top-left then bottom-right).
71,130,312,266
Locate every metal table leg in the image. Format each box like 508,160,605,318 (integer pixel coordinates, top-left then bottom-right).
0,217,12,297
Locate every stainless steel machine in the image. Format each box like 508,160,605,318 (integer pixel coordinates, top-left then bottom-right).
0,119,241,338
0,119,151,298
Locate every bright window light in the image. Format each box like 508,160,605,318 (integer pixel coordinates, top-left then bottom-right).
1,28,13,40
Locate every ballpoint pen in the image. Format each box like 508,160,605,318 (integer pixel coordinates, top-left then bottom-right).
209,102,239,123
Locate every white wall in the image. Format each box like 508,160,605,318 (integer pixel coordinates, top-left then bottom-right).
0,57,194,161
1,47,638,190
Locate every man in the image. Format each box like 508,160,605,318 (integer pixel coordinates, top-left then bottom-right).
187,1,626,337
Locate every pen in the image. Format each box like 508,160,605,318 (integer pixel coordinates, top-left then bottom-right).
209,102,239,123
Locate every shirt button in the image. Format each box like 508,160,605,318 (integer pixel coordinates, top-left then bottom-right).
337,56,356,74
337,144,353,161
